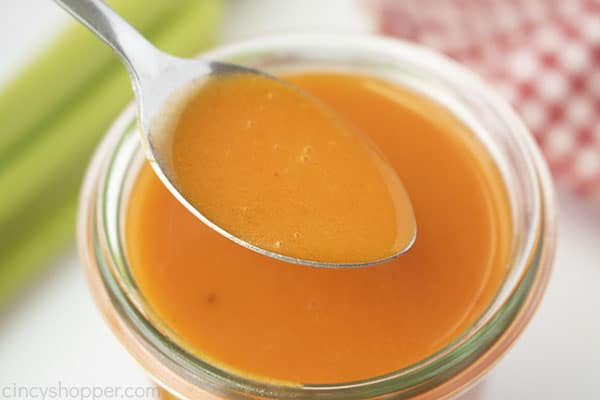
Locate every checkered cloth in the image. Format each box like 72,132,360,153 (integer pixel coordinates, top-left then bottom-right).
373,0,600,198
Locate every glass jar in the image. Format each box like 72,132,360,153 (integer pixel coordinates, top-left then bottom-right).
78,34,557,400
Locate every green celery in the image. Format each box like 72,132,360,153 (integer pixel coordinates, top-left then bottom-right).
0,0,193,165
0,193,77,308
0,0,222,304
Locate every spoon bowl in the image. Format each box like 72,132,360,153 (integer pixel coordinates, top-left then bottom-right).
54,0,417,268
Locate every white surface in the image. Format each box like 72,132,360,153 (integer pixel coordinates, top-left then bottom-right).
1,1,599,399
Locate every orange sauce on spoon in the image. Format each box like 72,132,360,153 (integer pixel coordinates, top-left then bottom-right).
167,73,415,264
127,72,511,383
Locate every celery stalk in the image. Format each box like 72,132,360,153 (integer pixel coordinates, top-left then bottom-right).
0,194,77,308
0,0,222,235
0,0,194,165
0,0,222,304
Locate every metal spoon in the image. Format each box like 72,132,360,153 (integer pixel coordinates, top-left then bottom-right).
54,0,416,268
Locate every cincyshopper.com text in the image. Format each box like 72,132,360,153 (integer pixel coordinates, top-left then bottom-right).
1,382,160,400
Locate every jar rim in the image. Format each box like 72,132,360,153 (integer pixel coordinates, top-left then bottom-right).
78,33,557,400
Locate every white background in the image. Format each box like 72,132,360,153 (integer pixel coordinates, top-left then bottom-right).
0,1,599,399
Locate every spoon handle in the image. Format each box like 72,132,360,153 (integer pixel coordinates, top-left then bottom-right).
53,0,163,92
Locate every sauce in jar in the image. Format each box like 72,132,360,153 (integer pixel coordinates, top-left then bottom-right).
126,72,511,383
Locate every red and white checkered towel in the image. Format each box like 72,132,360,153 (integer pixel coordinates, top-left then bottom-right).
372,0,600,198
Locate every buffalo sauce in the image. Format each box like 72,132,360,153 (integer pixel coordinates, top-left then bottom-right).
126,72,511,383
